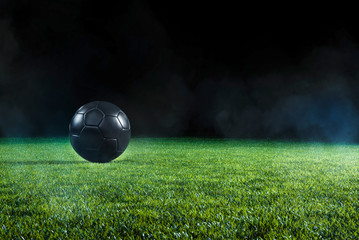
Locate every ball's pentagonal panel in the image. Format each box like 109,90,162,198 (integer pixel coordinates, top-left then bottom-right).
85,109,104,126
118,130,131,152
79,127,103,150
69,101,131,163
117,112,130,130
99,116,122,138
97,101,121,116
77,101,98,114
99,139,119,162
69,113,84,135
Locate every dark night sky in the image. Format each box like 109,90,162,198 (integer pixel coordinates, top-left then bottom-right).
0,1,359,141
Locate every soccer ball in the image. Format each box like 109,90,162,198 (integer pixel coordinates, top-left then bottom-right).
69,101,131,163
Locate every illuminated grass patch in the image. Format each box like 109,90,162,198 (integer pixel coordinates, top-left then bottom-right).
0,138,358,239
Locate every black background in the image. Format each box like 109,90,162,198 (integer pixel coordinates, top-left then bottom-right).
1,1,358,141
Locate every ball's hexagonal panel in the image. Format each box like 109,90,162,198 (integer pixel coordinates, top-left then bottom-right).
77,101,98,114
70,101,131,163
70,135,100,162
80,149,101,162
70,135,81,152
118,130,131,152
69,113,84,135
99,116,123,138
117,111,130,130
79,127,103,150
99,139,120,162
85,109,104,126
97,101,121,116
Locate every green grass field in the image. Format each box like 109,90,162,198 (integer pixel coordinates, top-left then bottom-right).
0,138,358,239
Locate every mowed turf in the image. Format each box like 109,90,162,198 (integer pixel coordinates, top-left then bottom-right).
0,138,358,239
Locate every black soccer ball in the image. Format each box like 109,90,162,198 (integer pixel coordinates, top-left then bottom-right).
69,101,131,163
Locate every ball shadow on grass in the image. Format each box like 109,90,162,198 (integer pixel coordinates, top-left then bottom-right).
0,160,87,165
